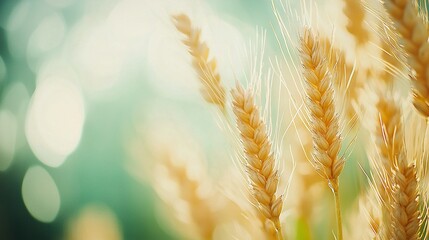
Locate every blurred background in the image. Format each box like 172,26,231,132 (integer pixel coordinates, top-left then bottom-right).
0,0,282,239
1,0,390,238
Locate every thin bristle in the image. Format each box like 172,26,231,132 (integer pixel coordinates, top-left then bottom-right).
379,39,403,84
231,83,283,239
358,189,382,239
383,0,429,117
172,14,226,111
369,206,381,239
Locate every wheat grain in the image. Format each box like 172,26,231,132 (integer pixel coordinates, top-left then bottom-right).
299,28,345,240
173,14,226,112
383,0,429,117
231,83,283,240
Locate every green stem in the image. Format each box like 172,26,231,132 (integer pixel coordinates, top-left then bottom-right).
331,180,343,240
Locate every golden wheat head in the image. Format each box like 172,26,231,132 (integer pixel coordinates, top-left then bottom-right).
231,83,283,239
343,0,370,45
383,0,429,117
370,91,421,239
172,14,226,112
391,161,420,240
299,28,345,184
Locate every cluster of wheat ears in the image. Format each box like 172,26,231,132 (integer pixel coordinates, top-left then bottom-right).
132,0,429,239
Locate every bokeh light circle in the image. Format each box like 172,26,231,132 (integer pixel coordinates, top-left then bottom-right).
22,166,61,223
27,12,66,71
26,77,85,167
0,110,17,171
6,1,31,32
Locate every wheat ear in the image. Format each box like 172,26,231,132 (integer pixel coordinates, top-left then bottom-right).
231,83,283,240
358,189,382,240
383,0,429,117
375,97,404,171
372,94,421,239
173,14,226,112
343,0,370,45
391,159,420,240
161,158,216,240
321,37,364,124
371,94,402,238
299,28,345,240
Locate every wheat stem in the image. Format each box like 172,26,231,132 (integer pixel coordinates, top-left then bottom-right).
331,180,343,240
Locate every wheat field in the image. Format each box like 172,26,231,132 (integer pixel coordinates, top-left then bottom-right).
2,0,429,239
134,0,429,239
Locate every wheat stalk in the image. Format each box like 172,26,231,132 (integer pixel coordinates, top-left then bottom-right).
231,83,283,240
299,28,346,240
173,14,226,112
343,0,370,45
383,0,429,117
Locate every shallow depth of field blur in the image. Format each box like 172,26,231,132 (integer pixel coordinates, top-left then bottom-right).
0,0,373,239
0,0,276,239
